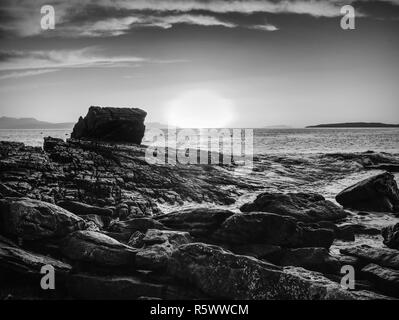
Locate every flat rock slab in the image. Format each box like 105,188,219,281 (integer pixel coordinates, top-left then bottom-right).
336,172,399,212
61,230,137,267
340,245,399,270
0,197,86,240
240,192,348,222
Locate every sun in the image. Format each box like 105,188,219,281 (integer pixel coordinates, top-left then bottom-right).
165,90,234,128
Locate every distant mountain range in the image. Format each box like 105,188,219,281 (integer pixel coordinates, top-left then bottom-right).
307,122,399,128
0,117,74,129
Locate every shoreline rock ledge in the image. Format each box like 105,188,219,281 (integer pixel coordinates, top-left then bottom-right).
71,106,147,144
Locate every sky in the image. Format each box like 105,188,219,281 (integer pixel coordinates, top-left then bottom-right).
0,0,398,128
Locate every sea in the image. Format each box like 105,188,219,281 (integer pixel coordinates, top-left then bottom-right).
1,127,398,252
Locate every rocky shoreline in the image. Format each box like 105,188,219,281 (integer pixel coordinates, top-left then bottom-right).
1,107,399,300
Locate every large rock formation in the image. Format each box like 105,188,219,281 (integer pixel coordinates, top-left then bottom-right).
240,192,348,222
71,106,147,144
336,172,399,212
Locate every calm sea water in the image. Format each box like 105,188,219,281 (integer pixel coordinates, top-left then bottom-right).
2,128,398,154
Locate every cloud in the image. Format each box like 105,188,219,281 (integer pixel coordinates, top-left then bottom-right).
1,0,398,38
0,48,146,71
0,69,58,80
57,14,237,37
102,0,344,16
250,24,279,31
143,14,237,29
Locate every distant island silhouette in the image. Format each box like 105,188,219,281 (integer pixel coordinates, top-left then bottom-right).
0,117,74,129
307,122,399,128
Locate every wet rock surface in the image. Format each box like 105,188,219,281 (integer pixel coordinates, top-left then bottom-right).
0,138,256,214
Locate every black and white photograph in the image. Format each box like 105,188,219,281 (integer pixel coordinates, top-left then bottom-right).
0,0,399,306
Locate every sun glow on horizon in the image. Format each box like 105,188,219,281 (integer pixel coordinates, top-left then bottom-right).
165,90,235,128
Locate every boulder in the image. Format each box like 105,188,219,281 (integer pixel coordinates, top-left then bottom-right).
0,243,71,276
57,201,113,217
0,197,86,240
340,245,399,270
213,212,335,249
71,106,147,144
336,172,399,212
240,192,348,222
382,223,399,250
362,263,399,297
61,230,137,267
135,229,193,270
167,243,387,300
154,208,236,238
